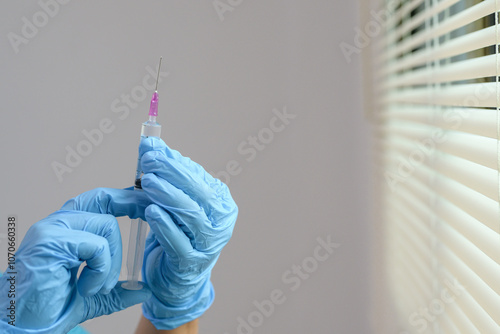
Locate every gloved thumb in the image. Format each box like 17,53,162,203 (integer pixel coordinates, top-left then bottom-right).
83,281,152,321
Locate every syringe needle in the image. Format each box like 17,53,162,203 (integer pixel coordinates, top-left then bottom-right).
155,57,163,92
149,57,162,119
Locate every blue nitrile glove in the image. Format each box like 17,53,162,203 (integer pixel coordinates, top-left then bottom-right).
139,137,238,330
0,191,152,334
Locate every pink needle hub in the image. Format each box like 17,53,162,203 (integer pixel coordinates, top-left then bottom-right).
149,91,159,117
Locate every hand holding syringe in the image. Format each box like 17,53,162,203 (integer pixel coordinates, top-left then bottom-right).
122,57,163,291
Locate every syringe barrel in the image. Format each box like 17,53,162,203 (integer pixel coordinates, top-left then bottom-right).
122,125,162,291
133,123,162,188
122,216,148,290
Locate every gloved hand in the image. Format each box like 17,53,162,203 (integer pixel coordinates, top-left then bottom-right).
0,191,152,334
139,137,238,330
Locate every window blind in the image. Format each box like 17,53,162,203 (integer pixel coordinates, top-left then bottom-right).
365,0,500,332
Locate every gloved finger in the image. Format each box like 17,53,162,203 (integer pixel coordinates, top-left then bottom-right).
145,204,193,260
83,281,152,321
51,211,123,295
139,138,229,212
141,150,216,206
61,187,149,220
74,231,112,297
140,138,238,224
144,230,158,253
142,174,213,247
139,137,213,180
142,173,200,211
142,173,236,250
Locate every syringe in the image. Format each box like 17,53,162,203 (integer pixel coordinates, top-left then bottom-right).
122,57,163,291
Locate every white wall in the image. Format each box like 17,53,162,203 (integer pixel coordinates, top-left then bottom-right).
0,1,372,333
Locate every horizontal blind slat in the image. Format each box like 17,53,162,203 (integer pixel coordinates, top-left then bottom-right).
382,82,497,108
433,152,498,202
436,221,500,320
380,134,499,201
435,198,500,265
380,106,498,138
382,54,497,88
378,26,498,78
388,195,500,330
443,301,481,334
375,0,425,52
388,208,435,271
370,0,500,330
379,121,498,169
437,251,500,331
438,219,500,291
440,315,460,334
384,166,500,275
386,168,500,263
381,0,460,50
376,0,497,63
392,238,435,298
391,271,431,319
385,152,500,233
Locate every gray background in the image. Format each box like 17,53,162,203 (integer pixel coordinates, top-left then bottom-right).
0,1,371,333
